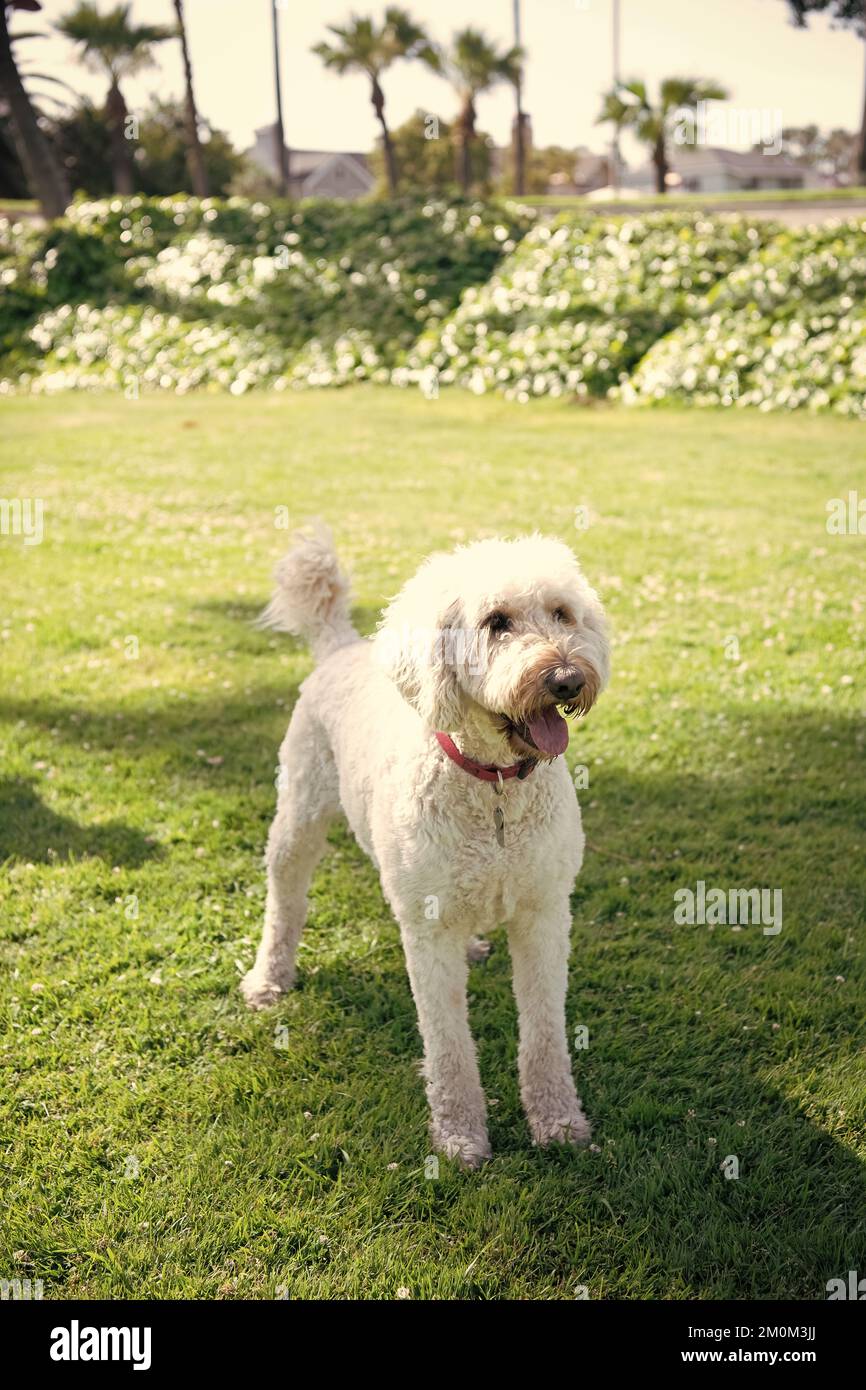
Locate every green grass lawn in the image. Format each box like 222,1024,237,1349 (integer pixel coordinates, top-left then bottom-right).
1,390,864,1300
511,185,866,210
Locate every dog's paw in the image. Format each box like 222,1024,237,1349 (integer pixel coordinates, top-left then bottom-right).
528,1107,592,1149
435,1129,492,1170
466,936,491,964
240,968,293,1010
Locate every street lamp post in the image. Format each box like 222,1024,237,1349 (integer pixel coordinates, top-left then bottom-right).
513,0,526,196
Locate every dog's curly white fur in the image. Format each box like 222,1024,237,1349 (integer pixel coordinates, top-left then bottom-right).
242,524,611,1166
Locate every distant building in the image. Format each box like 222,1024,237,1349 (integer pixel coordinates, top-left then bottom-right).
634,145,821,194
546,147,610,196
246,124,375,200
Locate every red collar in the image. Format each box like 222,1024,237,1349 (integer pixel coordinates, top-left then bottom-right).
435,731,538,783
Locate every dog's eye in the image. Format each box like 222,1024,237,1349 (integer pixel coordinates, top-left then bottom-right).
552,606,574,624
484,611,512,634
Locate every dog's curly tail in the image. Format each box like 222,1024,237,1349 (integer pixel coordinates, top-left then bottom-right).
258,522,358,663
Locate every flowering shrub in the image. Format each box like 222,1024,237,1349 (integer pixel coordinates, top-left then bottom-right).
623,220,866,418
703,219,866,316
0,217,51,353
0,195,533,392
393,212,775,398
0,302,293,396
2,200,866,417
285,330,387,389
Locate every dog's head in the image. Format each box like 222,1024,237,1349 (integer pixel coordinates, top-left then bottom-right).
376,535,610,759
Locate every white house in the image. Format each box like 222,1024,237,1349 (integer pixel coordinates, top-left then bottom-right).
246,124,375,200
634,145,821,194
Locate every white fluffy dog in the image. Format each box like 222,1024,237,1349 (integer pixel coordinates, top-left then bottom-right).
242,526,610,1167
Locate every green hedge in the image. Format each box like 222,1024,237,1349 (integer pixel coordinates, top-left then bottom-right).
392,212,777,399
622,221,866,418
2,197,866,418
0,195,534,391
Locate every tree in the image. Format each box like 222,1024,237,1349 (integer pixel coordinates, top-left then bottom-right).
171,0,207,197
597,76,728,194
367,108,494,195
0,0,71,216
50,97,113,192
764,123,857,181
136,97,240,196
496,142,597,197
780,1,866,181
48,94,242,197
313,8,438,194
441,28,523,193
55,1,173,195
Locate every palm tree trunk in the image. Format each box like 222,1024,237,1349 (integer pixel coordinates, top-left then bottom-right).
172,0,209,198
106,80,134,195
455,97,475,193
371,75,397,194
0,4,70,218
653,131,668,195
271,0,290,194
514,110,526,196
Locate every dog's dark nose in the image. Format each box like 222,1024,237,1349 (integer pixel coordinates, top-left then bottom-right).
545,669,585,701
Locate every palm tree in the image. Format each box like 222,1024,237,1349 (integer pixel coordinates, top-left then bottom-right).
598,76,728,194
172,0,207,197
56,1,173,195
442,28,523,194
270,0,288,193
313,8,438,195
0,0,71,217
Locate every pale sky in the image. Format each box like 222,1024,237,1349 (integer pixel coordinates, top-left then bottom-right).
19,0,866,168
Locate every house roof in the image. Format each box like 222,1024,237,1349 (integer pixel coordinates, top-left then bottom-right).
297,152,374,194
284,149,371,176
250,127,370,175
671,145,804,177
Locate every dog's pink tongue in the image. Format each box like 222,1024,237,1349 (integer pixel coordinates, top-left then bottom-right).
527,707,569,756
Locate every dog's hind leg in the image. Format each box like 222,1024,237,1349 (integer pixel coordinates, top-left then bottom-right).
241,702,338,1010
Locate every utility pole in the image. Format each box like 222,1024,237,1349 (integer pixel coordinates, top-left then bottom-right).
611,0,621,196
271,0,290,194
512,0,526,196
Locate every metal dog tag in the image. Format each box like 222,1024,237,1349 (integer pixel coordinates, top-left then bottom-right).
493,772,506,847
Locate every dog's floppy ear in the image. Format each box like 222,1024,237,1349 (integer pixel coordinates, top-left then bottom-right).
376,555,464,731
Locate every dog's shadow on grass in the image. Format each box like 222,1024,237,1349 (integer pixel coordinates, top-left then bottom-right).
287,703,866,1296
4,661,865,1293
219,928,866,1297
0,776,164,867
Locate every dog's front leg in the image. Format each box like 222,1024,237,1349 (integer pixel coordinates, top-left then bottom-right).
399,921,491,1169
507,906,591,1147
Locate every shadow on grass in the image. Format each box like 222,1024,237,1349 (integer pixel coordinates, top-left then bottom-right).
3,678,864,1294
0,776,164,867
193,599,381,641
194,929,866,1298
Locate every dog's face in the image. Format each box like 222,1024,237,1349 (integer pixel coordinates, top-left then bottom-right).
378,536,610,758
